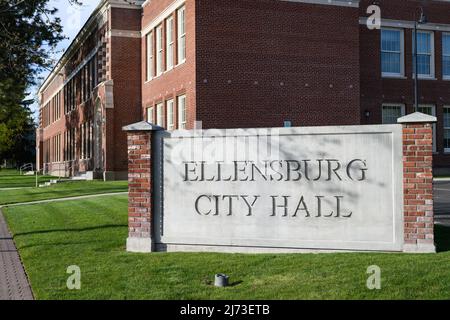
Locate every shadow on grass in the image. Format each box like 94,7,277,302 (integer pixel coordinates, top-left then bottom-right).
435,224,450,252
14,224,127,237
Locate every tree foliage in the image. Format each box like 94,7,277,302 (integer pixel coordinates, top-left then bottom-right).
0,0,81,166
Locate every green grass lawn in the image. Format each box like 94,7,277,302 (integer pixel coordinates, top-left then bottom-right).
0,169,56,188
3,194,450,300
0,181,128,205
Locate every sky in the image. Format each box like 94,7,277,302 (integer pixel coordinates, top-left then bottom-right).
30,0,100,119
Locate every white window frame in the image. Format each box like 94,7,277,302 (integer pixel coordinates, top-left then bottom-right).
177,6,186,65
156,25,163,76
147,107,154,124
156,103,164,127
381,103,405,124
166,16,174,71
381,28,405,78
413,30,435,79
178,95,186,129
418,104,437,153
146,32,153,81
443,33,450,80
166,99,175,130
444,106,450,153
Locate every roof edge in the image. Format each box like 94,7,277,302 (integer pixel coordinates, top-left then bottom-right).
38,0,144,96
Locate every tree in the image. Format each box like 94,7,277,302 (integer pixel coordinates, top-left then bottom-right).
0,0,81,166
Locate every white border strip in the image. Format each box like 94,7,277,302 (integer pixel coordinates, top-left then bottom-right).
143,0,360,9
107,29,141,38
360,17,450,32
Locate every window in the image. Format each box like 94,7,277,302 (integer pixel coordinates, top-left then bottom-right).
91,56,97,89
413,31,434,78
52,134,61,163
418,105,437,152
156,25,163,76
177,6,186,64
147,107,154,123
81,67,85,103
156,103,164,127
444,107,450,152
178,95,186,129
166,99,174,130
80,123,85,160
166,17,174,70
85,65,89,99
443,34,450,79
146,32,154,81
382,104,405,124
381,28,404,77
87,121,92,159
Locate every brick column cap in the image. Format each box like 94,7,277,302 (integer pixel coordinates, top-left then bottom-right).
122,121,164,132
398,112,437,124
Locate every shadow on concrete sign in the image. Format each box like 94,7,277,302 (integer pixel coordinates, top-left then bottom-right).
124,113,436,254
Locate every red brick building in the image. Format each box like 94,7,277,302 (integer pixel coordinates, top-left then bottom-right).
359,0,450,174
37,0,143,180
37,0,450,179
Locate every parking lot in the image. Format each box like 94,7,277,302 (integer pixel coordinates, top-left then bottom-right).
434,180,450,227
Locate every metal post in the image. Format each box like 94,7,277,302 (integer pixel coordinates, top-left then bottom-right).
414,21,419,113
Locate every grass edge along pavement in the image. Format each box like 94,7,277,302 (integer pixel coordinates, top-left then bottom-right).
0,180,128,205
3,194,450,300
0,170,56,189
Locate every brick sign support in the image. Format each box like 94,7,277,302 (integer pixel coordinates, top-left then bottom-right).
123,121,163,253
398,112,437,253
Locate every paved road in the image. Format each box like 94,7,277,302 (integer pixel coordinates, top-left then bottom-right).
0,209,33,300
434,181,450,227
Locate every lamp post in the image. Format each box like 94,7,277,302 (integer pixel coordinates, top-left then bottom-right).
414,8,427,113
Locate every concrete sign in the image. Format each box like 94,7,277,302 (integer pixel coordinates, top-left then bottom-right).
154,125,404,253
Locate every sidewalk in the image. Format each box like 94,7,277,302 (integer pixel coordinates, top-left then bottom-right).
0,209,34,300
1,192,128,208
0,191,127,300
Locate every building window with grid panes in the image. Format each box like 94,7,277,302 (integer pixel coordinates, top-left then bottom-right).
177,6,186,64
156,25,163,76
80,123,85,160
444,107,450,153
418,105,437,152
166,16,174,70
381,104,405,124
156,103,164,127
178,95,186,129
413,31,435,78
443,34,450,79
147,107,154,124
166,99,174,130
146,32,153,81
381,28,404,77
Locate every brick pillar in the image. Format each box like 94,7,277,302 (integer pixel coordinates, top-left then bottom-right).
398,112,437,253
122,121,162,253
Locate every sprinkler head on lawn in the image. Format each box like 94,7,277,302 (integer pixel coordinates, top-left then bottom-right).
214,274,229,287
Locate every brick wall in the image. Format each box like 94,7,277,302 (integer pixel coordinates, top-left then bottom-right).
109,8,142,173
127,131,152,239
401,119,435,253
195,0,361,129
